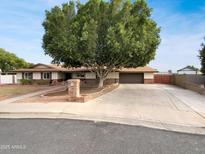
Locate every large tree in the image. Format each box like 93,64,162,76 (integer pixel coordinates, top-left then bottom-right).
199,38,205,75
42,0,160,87
0,48,30,72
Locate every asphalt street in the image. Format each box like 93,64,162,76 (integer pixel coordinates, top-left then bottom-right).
0,119,205,154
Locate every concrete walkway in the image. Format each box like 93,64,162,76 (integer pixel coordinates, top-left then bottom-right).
0,84,205,134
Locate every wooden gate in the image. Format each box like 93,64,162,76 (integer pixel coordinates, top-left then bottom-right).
154,74,173,84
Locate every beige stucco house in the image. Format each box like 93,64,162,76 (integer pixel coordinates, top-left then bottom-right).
14,63,157,87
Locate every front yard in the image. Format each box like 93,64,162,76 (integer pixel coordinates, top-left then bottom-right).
0,85,49,101
15,84,119,103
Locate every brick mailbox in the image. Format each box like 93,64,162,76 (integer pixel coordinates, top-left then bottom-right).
67,79,80,97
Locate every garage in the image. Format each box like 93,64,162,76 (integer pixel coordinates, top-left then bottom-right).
119,73,144,84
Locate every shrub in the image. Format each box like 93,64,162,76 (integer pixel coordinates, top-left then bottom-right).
32,80,50,85
20,79,32,85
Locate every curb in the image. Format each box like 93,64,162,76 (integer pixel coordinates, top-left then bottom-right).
0,112,205,135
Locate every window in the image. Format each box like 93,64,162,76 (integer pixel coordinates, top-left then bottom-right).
41,72,51,80
23,72,33,80
76,73,85,78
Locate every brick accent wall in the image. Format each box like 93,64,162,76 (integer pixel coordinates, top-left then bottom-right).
144,79,154,84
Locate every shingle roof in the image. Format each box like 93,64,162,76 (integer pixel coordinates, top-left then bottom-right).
177,65,199,72
14,64,91,72
14,63,157,73
14,63,67,72
119,66,157,73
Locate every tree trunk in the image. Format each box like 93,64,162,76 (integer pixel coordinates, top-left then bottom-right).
98,78,104,89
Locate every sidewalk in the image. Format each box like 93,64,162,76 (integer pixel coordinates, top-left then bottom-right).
0,101,205,134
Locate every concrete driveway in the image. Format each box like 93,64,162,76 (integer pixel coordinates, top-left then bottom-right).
64,84,205,132
92,84,192,111
1,84,205,134
84,84,205,125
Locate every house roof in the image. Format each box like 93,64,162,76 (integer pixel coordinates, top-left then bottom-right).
14,63,157,73
14,63,93,72
177,65,199,72
14,63,67,72
119,66,157,73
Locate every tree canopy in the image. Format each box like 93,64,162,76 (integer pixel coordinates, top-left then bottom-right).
42,0,160,87
199,38,205,75
0,48,31,72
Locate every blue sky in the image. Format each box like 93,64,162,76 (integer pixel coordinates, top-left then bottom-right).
0,0,205,72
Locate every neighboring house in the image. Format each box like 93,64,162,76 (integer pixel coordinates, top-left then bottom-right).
177,66,201,75
14,63,157,87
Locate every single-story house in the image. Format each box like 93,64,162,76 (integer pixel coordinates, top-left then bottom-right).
177,66,201,75
14,63,157,87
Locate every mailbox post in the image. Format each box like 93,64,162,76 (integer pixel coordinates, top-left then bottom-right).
67,79,80,97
